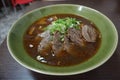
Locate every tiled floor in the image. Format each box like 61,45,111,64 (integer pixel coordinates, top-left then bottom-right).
0,10,23,45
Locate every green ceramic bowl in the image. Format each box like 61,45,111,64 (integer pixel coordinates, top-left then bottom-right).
7,4,118,75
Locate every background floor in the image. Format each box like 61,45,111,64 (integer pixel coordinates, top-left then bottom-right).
0,8,23,45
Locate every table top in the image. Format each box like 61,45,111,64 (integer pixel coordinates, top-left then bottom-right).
0,0,120,80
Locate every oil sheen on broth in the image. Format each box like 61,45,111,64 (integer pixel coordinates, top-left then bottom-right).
23,14,101,66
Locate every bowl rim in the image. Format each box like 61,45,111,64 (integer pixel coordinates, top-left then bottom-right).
7,4,118,76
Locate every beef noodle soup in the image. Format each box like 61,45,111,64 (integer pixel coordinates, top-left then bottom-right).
23,14,101,66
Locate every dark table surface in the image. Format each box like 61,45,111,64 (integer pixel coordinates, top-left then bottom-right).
0,0,120,80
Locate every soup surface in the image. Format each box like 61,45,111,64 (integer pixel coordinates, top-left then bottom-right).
23,14,101,66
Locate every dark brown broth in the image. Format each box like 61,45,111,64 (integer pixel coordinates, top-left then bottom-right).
23,14,101,66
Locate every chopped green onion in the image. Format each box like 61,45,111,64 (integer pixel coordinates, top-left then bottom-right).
45,17,81,34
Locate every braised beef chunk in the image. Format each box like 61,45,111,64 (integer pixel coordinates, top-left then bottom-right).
64,36,71,52
67,28,85,46
38,42,52,56
64,36,79,57
38,31,52,56
52,31,64,57
82,25,97,42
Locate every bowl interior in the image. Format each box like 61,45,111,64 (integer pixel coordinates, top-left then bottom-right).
7,4,118,75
